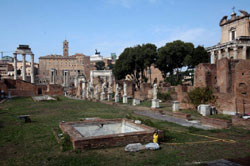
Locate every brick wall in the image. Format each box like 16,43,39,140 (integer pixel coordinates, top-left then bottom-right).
201,117,231,129
1,79,64,97
232,116,250,129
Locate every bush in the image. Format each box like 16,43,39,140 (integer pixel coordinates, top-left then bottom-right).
187,87,215,108
158,91,172,101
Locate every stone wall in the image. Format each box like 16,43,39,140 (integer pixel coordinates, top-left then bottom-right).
201,117,231,129
194,63,216,88
192,58,250,114
232,116,250,129
0,79,64,97
174,85,194,109
134,83,151,100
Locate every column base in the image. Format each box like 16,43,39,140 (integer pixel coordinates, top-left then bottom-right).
107,93,112,101
100,92,106,101
151,99,160,108
132,99,140,106
123,95,128,104
115,95,119,103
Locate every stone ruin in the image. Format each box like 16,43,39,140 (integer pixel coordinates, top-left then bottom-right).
60,118,163,150
175,58,250,115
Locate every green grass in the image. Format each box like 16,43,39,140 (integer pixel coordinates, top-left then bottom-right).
209,114,232,121
1,96,250,166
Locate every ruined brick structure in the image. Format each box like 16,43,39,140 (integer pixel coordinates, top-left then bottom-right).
39,40,91,87
194,58,250,114
0,79,64,97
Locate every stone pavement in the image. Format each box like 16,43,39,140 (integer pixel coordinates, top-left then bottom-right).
66,97,214,130
134,109,213,130
205,159,242,166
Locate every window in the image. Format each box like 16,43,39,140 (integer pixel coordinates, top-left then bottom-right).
231,31,235,40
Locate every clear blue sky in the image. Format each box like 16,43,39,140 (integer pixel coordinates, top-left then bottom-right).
0,0,250,62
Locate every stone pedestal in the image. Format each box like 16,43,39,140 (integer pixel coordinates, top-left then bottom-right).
151,99,159,108
123,95,128,104
133,99,140,106
172,101,180,112
82,90,85,100
101,92,106,101
197,104,211,116
7,91,11,99
108,93,112,101
115,95,119,103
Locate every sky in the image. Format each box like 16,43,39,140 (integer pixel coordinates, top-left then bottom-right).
0,0,250,62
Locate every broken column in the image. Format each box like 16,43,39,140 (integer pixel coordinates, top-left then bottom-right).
82,81,86,99
90,83,94,99
115,83,119,103
123,82,128,104
107,86,113,101
151,84,159,108
100,82,106,101
172,101,180,112
94,85,99,100
86,83,89,99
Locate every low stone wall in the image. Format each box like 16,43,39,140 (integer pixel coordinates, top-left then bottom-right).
172,112,191,120
60,118,163,150
232,116,250,129
201,117,231,129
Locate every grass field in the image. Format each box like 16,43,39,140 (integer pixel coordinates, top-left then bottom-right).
1,96,250,166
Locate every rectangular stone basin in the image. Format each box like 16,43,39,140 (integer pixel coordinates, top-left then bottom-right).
60,118,162,150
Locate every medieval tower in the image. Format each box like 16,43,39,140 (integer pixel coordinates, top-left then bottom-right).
63,40,69,57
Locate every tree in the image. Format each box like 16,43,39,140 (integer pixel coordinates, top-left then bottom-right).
95,61,105,70
184,45,209,68
113,43,157,89
156,40,194,79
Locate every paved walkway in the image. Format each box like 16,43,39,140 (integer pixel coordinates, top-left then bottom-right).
134,109,213,130
205,159,242,166
65,96,213,130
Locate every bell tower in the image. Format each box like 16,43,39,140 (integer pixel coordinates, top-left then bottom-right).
63,40,69,57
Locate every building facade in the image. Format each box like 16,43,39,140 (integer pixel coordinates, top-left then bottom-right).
207,10,250,63
38,40,91,87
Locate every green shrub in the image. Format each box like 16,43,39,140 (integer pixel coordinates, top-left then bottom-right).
158,91,172,101
187,87,215,108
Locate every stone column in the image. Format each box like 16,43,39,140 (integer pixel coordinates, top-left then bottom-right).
100,82,106,101
31,54,35,83
115,84,119,103
22,54,26,81
210,51,215,64
90,71,93,85
123,82,128,104
242,45,247,59
63,71,68,87
233,47,238,59
218,50,222,60
225,47,229,59
107,86,113,101
13,53,17,80
151,83,159,108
